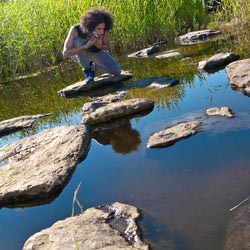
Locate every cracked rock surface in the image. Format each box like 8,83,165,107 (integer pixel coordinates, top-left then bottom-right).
23,202,149,250
146,121,200,148
0,125,90,207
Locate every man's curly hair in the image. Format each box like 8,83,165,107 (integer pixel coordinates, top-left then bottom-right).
80,8,113,32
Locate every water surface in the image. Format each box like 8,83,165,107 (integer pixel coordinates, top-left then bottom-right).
0,40,250,250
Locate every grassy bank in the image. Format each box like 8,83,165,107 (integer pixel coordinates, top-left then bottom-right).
0,0,249,79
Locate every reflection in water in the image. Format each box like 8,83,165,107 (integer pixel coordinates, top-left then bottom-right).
139,210,188,250
0,188,63,209
92,118,141,155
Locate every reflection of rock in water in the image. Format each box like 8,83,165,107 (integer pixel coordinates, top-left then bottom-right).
92,118,141,155
145,110,250,137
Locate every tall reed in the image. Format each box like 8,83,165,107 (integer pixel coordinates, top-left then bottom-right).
209,0,250,57
0,0,209,78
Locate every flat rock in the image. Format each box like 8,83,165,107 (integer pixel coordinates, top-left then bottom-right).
198,52,240,73
123,77,178,90
23,202,149,250
146,121,200,148
81,91,128,114
0,125,90,207
82,98,154,125
128,45,160,58
225,204,250,250
0,113,51,137
225,59,250,95
176,29,221,45
57,71,133,98
204,107,234,117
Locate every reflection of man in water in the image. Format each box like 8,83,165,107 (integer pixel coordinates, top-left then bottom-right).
92,118,141,155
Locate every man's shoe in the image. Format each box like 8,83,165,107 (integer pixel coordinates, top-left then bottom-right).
84,69,95,83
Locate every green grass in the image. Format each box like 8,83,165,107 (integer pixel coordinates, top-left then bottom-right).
1,0,249,79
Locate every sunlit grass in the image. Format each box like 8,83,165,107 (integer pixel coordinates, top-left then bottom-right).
208,0,250,57
0,0,207,78
1,0,249,79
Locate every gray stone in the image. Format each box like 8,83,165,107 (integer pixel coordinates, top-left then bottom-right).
81,91,128,114
123,77,178,90
0,125,90,207
176,29,221,45
226,59,250,95
198,52,240,72
146,121,200,148
128,45,160,58
23,202,149,250
204,107,234,117
57,71,133,98
225,204,250,250
82,98,154,125
0,113,51,137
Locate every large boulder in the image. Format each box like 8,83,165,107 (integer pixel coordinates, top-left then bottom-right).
225,59,250,95
146,121,200,148
23,202,149,250
198,52,240,73
82,98,154,125
0,113,51,137
0,125,90,207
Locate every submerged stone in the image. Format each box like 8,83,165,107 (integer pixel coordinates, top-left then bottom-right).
0,125,90,207
23,202,149,250
146,121,200,148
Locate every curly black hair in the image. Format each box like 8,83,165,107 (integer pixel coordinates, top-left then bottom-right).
80,8,113,33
